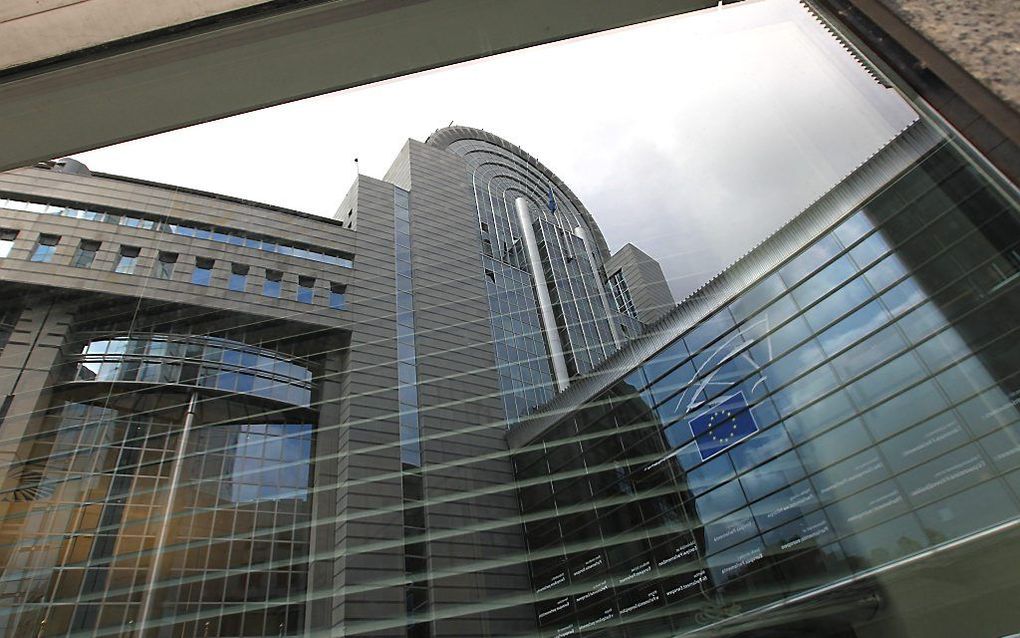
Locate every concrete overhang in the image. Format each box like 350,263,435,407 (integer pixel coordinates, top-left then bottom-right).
0,0,729,173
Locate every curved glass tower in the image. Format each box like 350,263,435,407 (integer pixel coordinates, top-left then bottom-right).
429,127,629,421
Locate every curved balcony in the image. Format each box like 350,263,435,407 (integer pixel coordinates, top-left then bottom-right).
69,334,314,407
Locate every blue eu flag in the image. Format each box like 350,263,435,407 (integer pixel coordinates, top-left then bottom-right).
546,185,557,212
688,392,759,461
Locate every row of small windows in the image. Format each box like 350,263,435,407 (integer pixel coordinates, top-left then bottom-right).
0,195,353,268
2,231,347,309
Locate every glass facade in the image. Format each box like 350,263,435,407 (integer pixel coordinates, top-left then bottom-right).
513,138,1020,636
442,135,623,423
0,330,318,636
70,334,314,407
533,218,617,376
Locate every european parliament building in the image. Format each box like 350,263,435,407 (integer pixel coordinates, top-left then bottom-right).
0,118,1017,638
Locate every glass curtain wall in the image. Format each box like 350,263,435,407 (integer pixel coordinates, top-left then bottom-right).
514,133,1020,637
0,333,317,636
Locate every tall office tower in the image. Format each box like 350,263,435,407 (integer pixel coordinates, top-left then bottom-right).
510,120,1020,637
426,127,665,422
0,129,674,637
604,243,677,327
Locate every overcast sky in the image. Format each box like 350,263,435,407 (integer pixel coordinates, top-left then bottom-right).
76,0,917,301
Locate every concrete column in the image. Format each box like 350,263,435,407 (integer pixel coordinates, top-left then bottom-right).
0,302,73,497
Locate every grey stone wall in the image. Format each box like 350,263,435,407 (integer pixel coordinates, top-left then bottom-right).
397,140,536,636
0,166,353,330
876,0,1019,112
330,175,405,637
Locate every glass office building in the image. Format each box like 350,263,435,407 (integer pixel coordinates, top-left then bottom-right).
511,121,1020,637
431,128,635,422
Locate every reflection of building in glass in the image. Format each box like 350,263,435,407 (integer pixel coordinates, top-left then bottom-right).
510,120,1020,637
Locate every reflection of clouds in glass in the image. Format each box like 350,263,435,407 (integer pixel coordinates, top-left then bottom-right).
227,424,312,503
728,425,790,473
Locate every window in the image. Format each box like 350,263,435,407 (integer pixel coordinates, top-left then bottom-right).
330,283,347,310
30,234,59,262
229,263,249,292
0,230,18,258
192,257,214,286
112,246,141,274
71,240,101,268
154,251,177,279
263,269,283,298
297,276,315,303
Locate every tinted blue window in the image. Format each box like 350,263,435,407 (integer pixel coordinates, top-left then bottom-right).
880,412,968,474
684,310,736,355
791,255,858,310
730,273,786,322
643,339,690,384
797,418,871,474
297,277,315,303
263,275,282,297
848,230,890,268
859,380,945,441
864,252,910,292
330,285,346,310
847,350,925,410
751,479,820,532
816,299,890,356
830,324,907,381
30,235,59,262
833,210,875,246
802,274,874,332
729,421,792,473
192,258,214,286
228,272,246,292
690,479,746,524
780,235,843,286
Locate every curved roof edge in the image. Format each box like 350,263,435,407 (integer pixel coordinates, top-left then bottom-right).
427,125,611,259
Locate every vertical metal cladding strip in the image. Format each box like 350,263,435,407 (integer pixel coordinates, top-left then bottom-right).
515,197,570,391
573,224,623,347
136,391,199,637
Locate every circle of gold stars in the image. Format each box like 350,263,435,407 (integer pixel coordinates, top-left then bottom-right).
706,409,739,444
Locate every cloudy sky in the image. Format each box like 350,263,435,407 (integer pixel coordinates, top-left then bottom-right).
76,0,917,301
